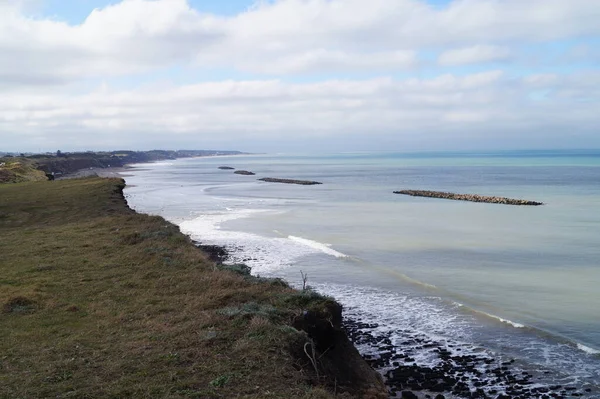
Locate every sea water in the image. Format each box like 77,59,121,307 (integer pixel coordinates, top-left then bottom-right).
123,151,600,396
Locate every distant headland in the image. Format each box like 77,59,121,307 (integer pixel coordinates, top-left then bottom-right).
0,150,245,183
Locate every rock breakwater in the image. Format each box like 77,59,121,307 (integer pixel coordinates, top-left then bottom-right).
394,190,543,206
234,170,255,175
259,177,322,185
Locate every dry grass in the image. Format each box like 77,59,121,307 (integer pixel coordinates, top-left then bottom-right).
0,178,344,398
0,157,48,184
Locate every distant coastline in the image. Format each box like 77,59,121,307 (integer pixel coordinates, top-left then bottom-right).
1,149,247,183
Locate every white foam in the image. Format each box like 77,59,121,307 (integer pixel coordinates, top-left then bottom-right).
288,235,348,258
577,343,600,355
487,313,526,328
312,283,600,392
309,282,477,369
177,210,347,275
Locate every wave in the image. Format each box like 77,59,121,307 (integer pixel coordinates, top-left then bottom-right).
473,309,526,328
314,282,600,395
287,235,348,258
176,212,352,275
456,303,600,356
577,343,600,355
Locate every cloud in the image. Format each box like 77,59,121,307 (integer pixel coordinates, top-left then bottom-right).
1,0,599,86
2,70,599,151
0,0,599,151
438,45,511,66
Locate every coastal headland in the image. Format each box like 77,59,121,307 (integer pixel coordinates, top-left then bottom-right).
0,177,385,398
1,150,245,182
394,190,544,206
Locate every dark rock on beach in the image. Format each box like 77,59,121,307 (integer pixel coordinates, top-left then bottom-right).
258,177,322,185
394,190,543,206
234,170,255,175
342,317,591,399
195,243,229,264
218,166,235,170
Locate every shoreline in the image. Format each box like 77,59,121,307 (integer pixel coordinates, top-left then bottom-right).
115,158,598,398
188,239,599,399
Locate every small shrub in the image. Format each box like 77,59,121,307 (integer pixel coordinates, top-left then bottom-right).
249,275,290,287
217,263,251,276
209,374,230,388
3,297,37,314
279,289,333,309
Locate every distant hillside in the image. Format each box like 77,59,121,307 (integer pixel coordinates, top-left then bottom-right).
0,150,245,182
34,150,244,175
0,158,48,183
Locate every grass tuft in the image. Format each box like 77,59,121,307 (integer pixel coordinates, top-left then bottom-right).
209,374,231,388
217,263,252,276
2,296,38,314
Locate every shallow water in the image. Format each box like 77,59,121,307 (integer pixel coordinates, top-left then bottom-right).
124,151,600,397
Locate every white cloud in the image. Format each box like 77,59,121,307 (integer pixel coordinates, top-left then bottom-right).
1,0,599,85
239,50,418,74
0,0,599,151
438,45,511,66
2,71,599,151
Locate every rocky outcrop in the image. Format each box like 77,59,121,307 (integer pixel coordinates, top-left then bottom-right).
394,190,543,206
195,243,229,264
259,177,322,185
218,166,235,170
234,170,255,175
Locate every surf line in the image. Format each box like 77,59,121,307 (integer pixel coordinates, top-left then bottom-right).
271,230,350,259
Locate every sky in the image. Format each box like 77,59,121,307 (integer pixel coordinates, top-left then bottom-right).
0,0,599,153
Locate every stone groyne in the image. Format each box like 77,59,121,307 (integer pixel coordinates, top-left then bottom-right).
394,190,543,206
259,177,322,185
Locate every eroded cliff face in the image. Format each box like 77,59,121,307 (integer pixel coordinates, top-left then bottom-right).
292,300,388,398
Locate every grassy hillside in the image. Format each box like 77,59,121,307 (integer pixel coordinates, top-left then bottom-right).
0,178,385,398
0,158,48,183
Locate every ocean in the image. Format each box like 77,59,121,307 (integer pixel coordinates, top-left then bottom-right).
123,150,600,398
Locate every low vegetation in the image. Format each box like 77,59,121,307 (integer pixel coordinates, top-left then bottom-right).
0,178,382,398
0,157,47,183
